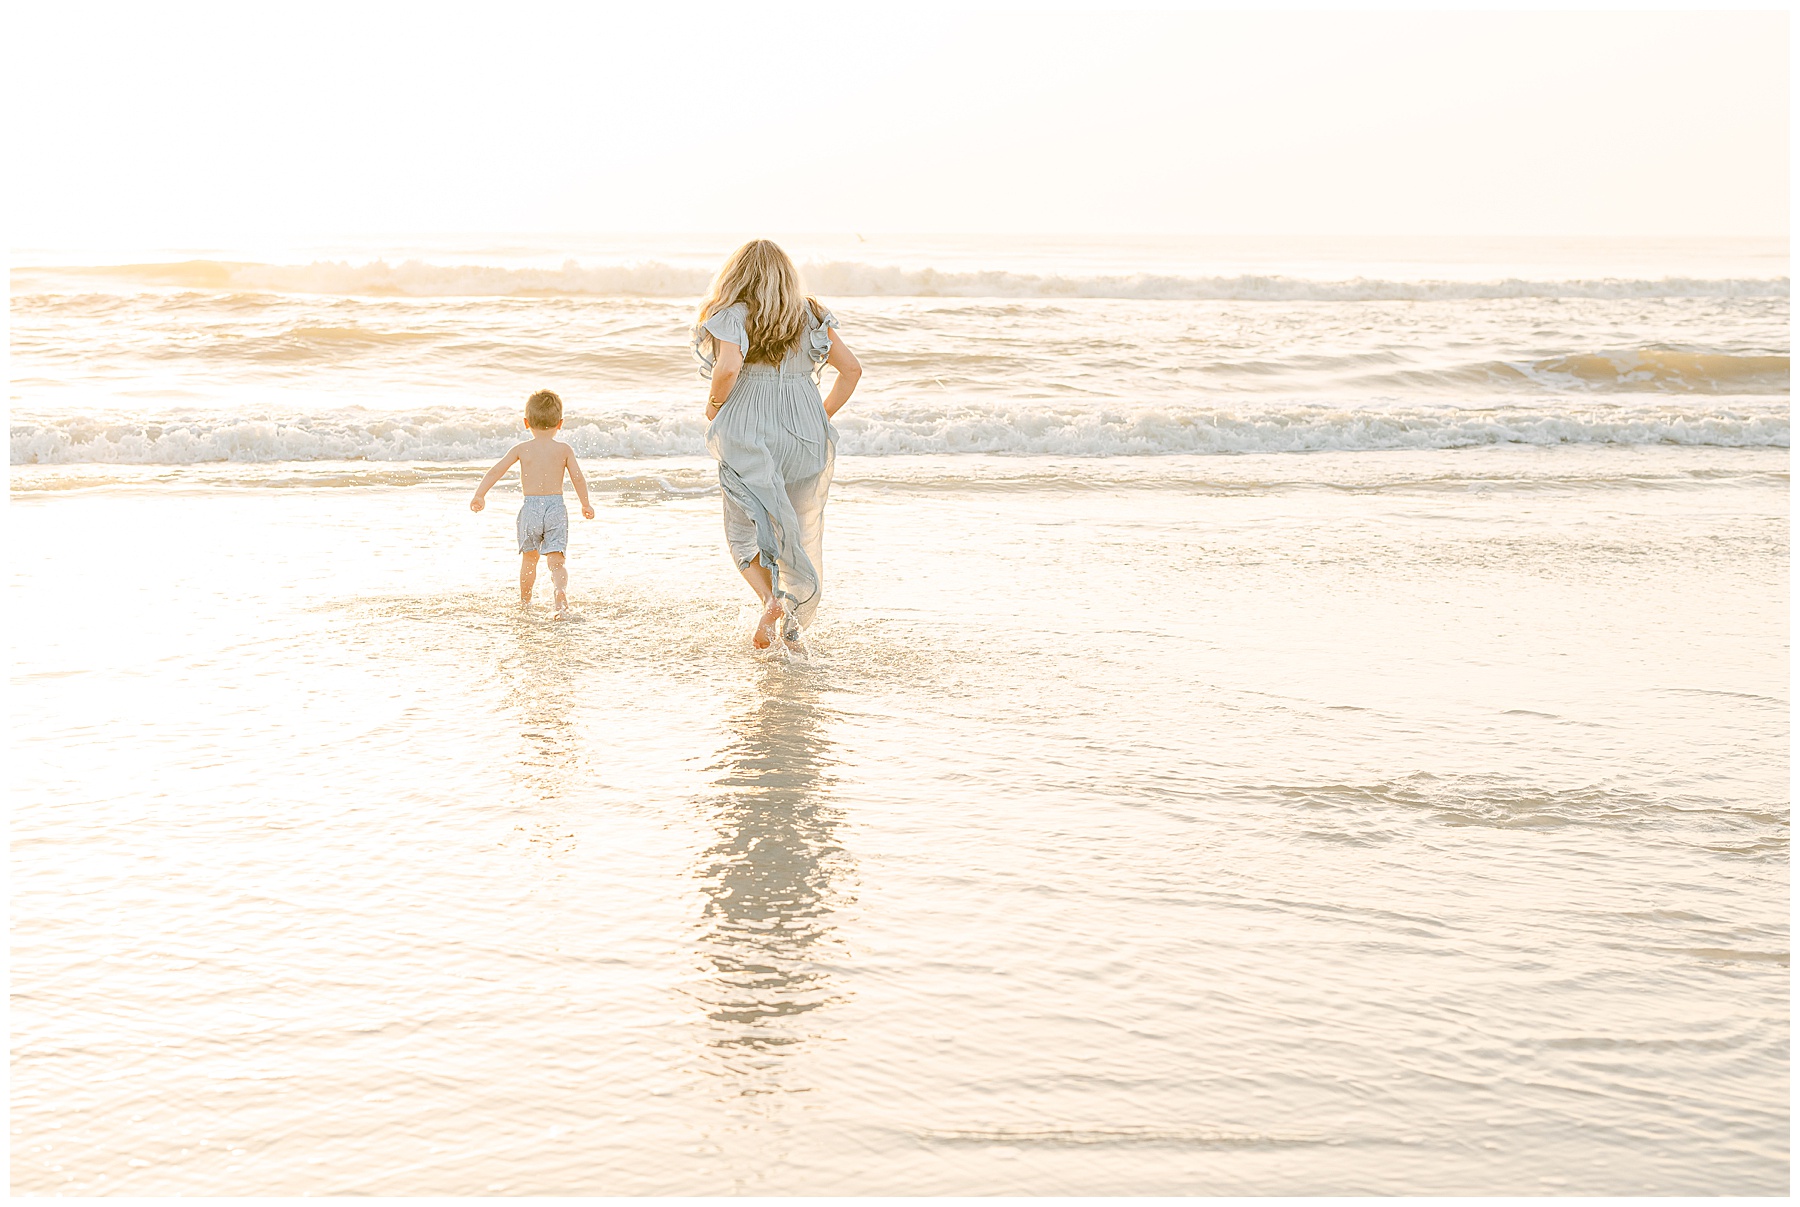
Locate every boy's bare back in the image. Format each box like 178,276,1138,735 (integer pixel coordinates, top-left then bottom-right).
512,436,578,496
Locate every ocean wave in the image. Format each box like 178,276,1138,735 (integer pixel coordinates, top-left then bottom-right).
1378,350,1789,395
11,402,1787,465
16,461,1787,497
15,258,1790,301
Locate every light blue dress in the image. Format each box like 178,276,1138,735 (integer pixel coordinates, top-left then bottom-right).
694,301,839,626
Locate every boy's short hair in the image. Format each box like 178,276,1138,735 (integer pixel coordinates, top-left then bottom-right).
525,389,563,430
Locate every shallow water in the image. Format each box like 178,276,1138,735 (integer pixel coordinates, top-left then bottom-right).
10,446,1788,1194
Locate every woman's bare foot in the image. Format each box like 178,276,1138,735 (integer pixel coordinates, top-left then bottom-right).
553,590,570,620
753,597,783,649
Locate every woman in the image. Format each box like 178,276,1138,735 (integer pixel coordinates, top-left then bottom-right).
694,240,863,649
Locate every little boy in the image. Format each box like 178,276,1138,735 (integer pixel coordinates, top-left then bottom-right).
470,389,595,616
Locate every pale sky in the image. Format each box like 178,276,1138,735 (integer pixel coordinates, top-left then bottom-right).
6,3,1789,244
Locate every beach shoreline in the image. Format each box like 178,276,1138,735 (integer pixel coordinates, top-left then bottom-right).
11,442,1788,1194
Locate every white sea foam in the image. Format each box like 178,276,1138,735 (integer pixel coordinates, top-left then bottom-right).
11,403,1787,465
16,258,1790,301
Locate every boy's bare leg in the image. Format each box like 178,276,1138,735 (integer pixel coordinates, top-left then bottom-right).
737,558,781,649
519,550,539,604
547,553,569,616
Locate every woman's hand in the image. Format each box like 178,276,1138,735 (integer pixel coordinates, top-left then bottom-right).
821,328,863,417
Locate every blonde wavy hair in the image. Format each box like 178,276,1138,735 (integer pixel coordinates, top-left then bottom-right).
697,239,819,365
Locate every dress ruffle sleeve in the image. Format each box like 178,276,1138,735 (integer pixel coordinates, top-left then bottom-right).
693,302,750,379
804,303,839,368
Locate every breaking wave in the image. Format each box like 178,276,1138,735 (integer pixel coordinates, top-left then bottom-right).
12,402,1787,465
1382,350,1788,395
15,258,1790,301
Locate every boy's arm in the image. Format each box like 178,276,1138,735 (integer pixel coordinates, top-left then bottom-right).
567,446,595,520
469,446,521,512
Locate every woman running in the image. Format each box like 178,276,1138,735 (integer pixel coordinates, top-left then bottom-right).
693,240,863,649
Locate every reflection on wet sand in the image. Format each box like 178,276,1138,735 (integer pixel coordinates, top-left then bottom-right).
690,668,852,1090
500,614,588,805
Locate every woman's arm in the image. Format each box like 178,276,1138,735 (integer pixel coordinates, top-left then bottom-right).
821,328,862,417
705,338,743,419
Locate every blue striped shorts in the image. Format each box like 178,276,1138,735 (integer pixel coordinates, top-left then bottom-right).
516,495,568,554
